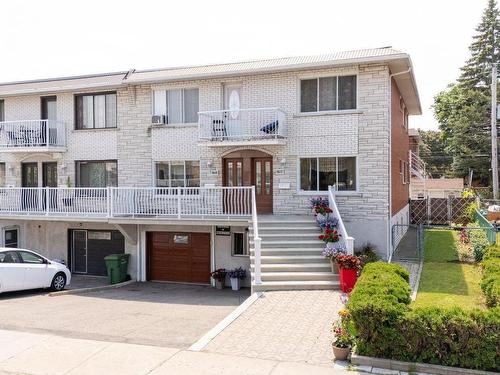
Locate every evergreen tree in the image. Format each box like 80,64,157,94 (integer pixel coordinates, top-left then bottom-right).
459,0,500,88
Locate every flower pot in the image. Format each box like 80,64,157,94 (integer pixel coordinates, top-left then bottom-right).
215,280,224,289
230,277,241,291
330,259,339,274
332,345,351,360
338,267,357,293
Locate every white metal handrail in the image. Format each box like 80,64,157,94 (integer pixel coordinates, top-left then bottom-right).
0,186,253,219
0,120,66,148
198,107,286,142
251,186,262,285
328,186,354,255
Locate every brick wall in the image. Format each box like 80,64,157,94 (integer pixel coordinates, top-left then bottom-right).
390,78,410,216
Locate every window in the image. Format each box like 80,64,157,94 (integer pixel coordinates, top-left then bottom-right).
76,161,117,187
299,157,356,191
0,251,21,263
0,163,5,187
232,231,248,256
300,75,356,112
75,92,117,129
19,251,44,264
0,99,4,122
403,161,409,184
155,161,200,188
4,228,18,248
173,234,189,244
153,88,199,124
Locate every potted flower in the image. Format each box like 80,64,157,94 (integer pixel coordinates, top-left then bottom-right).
227,267,246,291
336,255,362,293
322,245,347,273
210,268,227,289
331,309,354,360
319,228,341,248
316,215,339,231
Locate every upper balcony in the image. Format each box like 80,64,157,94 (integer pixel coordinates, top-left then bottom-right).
0,120,66,153
198,108,286,146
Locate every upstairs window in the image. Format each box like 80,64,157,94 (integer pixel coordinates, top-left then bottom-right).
299,156,356,192
0,163,5,187
0,99,4,122
155,161,200,188
300,75,357,112
153,88,199,124
75,93,117,129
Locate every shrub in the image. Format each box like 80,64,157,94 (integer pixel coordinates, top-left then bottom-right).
348,262,500,371
467,226,490,261
481,246,500,307
355,243,380,265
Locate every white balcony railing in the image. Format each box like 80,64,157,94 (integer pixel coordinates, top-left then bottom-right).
198,108,286,142
0,120,66,149
0,187,253,219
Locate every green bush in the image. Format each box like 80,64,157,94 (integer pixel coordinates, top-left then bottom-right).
467,226,490,261
481,246,500,307
348,262,500,371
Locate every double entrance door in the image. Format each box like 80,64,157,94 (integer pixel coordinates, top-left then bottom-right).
223,151,273,214
21,162,57,210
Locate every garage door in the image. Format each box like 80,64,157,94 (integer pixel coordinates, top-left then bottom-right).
147,232,210,284
71,230,125,276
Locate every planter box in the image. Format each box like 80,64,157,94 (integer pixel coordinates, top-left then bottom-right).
339,268,357,293
230,277,241,291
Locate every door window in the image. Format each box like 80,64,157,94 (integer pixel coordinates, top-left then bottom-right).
19,251,44,264
0,251,21,263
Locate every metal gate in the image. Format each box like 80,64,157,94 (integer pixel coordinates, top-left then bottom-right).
391,224,423,262
410,197,474,225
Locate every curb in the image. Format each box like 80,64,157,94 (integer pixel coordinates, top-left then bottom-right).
49,280,136,297
351,353,497,375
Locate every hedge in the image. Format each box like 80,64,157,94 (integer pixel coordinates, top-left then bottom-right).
348,262,500,371
467,225,490,261
481,246,500,307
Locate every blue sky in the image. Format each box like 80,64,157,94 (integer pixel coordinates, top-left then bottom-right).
0,0,486,130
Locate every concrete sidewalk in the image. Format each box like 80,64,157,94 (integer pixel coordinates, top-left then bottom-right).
0,329,358,375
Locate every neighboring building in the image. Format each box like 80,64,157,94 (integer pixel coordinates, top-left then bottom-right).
410,178,464,199
0,47,421,291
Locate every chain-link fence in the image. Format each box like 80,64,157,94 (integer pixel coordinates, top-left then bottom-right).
410,197,474,225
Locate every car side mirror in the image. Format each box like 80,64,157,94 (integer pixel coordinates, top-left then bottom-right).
42,258,49,265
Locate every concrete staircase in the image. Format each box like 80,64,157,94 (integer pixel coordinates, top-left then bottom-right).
249,215,339,292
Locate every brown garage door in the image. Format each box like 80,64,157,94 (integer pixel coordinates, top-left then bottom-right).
147,232,211,284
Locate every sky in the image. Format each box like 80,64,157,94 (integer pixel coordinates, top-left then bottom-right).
0,0,487,130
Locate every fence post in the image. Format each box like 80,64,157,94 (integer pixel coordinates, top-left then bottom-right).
426,197,431,225
447,196,452,226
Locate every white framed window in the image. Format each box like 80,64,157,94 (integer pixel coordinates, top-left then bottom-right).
231,230,248,256
0,163,5,187
299,157,357,192
300,75,357,113
153,88,199,124
75,92,117,129
155,161,200,188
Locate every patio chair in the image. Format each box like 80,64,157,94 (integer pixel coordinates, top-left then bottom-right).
260,120,279,136
211,119,227,141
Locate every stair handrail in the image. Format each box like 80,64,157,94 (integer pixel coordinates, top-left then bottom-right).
328,185,354,255
251,186,262,284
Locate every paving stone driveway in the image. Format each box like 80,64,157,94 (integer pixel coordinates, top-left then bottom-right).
204,290,344,366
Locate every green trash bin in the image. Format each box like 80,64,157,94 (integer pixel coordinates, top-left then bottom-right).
104,254,130,284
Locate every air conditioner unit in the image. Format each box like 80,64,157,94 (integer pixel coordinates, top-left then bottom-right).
152,115,166,125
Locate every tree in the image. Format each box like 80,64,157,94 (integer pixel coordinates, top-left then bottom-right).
418,130,453,178
459,0,500,88
433,0,500,185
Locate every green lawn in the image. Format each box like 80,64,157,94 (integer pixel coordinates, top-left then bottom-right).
412,229,485,310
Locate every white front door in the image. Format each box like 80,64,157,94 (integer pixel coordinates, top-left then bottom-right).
18,251,50,289
0,251,25,292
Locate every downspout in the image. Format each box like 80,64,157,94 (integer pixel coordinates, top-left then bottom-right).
388,67,412,262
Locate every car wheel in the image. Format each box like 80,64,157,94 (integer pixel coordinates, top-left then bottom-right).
51,273,66,291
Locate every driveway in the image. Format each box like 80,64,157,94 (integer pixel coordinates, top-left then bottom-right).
0,282,250,349
204,290,344,366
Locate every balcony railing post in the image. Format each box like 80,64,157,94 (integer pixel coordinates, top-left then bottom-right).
45,120,49,147
45,186,49,216
177,186,181,219
110,187,114,217
106,186,111,218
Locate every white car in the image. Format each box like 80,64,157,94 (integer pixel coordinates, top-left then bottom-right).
0,248,71,293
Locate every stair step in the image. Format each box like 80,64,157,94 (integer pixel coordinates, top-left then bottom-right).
250,240,324,248
250,234,321,242
251,255,326,263
251,263,331,272
260,272,338,282
256,220,315,227
250,247,324,256
252,280,340,292
250,227,319,234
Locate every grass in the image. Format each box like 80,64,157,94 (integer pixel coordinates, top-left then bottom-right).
412,229,485,310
